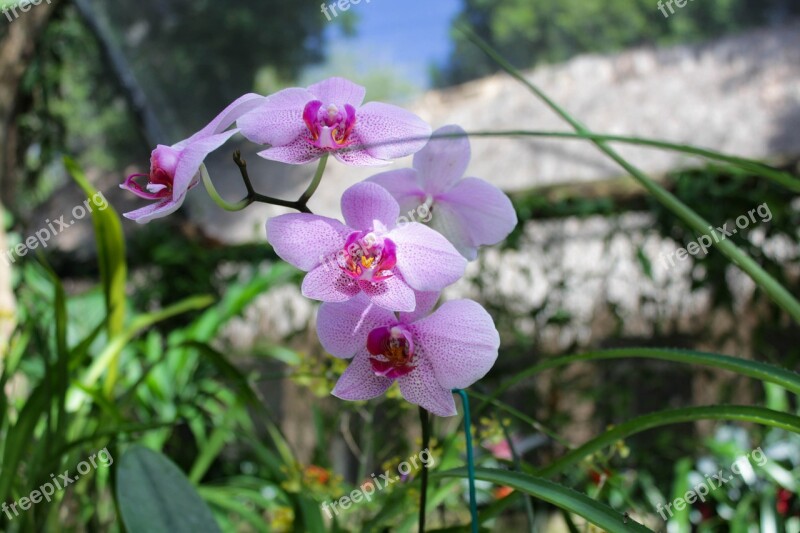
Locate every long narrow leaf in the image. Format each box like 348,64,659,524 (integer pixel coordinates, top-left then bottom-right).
536,406,800,478
478,348,800,416
435,467,652,533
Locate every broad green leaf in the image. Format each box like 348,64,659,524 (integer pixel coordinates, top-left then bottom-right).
116,445,222,533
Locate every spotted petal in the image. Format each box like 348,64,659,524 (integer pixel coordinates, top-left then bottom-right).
358,274,416,312
302,265,361,303
308,77,366,108
266,214,351,272
399,290,440,323
409,300,499,390
354,102,431,161
397,355,457,417
388,222,467,291
341,181,400,231
256,138,326,165
316,294,395,359
236,87,314,147
332,350,393,401
332,143,393,166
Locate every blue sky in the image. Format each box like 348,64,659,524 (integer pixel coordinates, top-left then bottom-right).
322,0,462,88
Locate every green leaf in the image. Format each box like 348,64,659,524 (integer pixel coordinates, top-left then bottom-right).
536,406,800,478
64,157,126,337
667,459,692,532
79,295,214,391
116,445,222,533
0,382,50,503
435,467,652,533
64,157,128,397
479,348,800,416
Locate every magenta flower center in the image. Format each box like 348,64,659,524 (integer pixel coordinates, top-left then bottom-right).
123,166,174,200
367,325,416,379
337,231,397,281
303,100,357,150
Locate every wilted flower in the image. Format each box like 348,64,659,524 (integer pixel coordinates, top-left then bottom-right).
120,94,265,223
316,293,499,416
368,124,517,259
237,77,431,165
267,181,466,312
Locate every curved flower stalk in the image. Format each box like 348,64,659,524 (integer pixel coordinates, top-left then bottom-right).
237,77,431,166
316,293,500,416
120,93,266,223
267,181,466,312
368,124,517,260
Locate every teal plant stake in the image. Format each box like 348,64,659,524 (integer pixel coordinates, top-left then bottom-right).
455,389,479,533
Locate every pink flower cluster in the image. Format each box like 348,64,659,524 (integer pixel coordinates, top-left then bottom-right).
120,77,518,416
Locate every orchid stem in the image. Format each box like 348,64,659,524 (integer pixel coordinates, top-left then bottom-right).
454,389,479,533
200,163,252,211
418,406,431,533
224,151,321,214
298,153,329,206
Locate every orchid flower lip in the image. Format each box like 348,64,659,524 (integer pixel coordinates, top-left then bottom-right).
336,230,397,282
302,99,358,151
366,324,416,379
122,172,172,200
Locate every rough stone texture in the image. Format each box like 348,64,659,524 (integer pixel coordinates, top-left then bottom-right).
190,22,800,245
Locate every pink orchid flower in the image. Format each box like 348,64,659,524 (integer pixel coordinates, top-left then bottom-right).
236,77,431,166
317,292,500,417
368,124,518,259
120,93,266,223
267,181,466,312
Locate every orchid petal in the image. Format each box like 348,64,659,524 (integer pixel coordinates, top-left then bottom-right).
367,168,428,217
332,143,394,166
413,124,471,195
388,222,467,291
302,266,361,303
266,213,351,271
236,87,314,147
332,350,393,400
255,138,325,165
308,77,366,107
341,181,400,231
172,129,239,197
409,300,499,390
354,102,431,160
358,274,416,312
397,356,457,417
399,290,440,323
427,201,477,260
317,295,396,359
176,93,267,149
437,177,518,250
122,196,183,225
